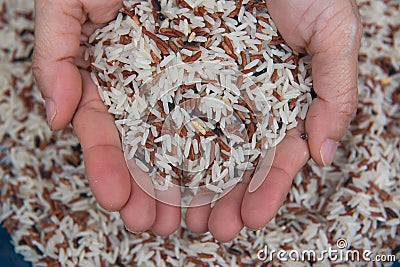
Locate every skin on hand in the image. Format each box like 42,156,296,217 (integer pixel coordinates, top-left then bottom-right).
186,0,362,241
33,0,182,235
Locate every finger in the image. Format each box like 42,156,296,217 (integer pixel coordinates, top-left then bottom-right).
151,180,181,236
120,176,156,233
32,0,121,130
268,0,362,168
241,121,310,230
72,70,131,211
208,173,251,242
81,0,123,24
74,46,90,70
185,192,214,234
305,3,362,166
248,147,275,193
267,0,362,166
81,21,106,41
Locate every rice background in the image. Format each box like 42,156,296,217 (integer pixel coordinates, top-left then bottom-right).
0,0,399,266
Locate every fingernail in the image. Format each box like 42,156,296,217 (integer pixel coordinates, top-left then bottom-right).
45,99,56,129
320,139,339,166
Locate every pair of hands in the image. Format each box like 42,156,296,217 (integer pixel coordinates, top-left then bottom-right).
33,0,362,241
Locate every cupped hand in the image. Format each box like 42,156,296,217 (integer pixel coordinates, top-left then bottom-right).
185,0,362,241
33,0,180,235
33,0,362,241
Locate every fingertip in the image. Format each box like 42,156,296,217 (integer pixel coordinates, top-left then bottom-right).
208,212,241,242
185,205,212,234
84,1,124,24
84,147,131,211
208,192,245,242
35,62,82,130
241,168,292,230
120,180,156,232
185,192,214,234
123,216,155,234
241,192,272,231
320,138,339,166
97,197,125,212
305,100,346,166
44,98,57,129
123,218,154,234
242,124,310,229
151,202,181,236
151,183,182,236
90,179,130,212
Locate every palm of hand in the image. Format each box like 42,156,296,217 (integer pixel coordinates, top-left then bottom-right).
33,0,361,241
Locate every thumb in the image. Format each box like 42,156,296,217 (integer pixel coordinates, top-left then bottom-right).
32,0,121,130
305,2,362,166
33,0,83,130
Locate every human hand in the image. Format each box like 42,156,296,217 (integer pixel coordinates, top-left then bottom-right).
185,0,362,241
33,0,181,235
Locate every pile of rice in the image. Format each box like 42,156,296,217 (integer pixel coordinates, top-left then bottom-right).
87,0,312,202
0,0,399,266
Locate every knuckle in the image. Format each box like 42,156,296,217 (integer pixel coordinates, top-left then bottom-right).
75,99,106,118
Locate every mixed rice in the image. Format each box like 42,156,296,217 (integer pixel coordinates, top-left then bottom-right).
87,0,313,204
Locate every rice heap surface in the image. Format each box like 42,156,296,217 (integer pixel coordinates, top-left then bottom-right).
88,0,312,200
0,0,399,266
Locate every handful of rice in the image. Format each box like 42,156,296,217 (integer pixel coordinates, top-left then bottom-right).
87,0,313,205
